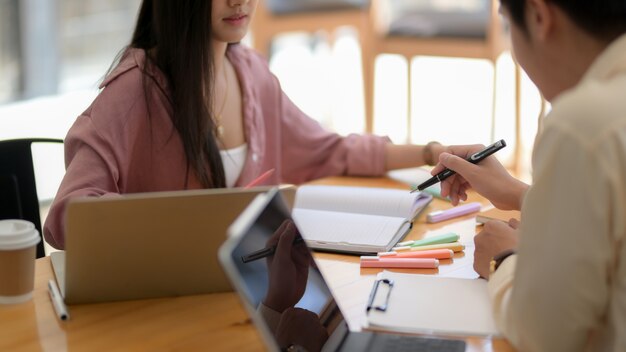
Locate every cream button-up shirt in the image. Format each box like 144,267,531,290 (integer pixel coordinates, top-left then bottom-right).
488,34,626,352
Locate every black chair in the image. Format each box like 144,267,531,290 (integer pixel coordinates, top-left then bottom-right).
0,138,64,258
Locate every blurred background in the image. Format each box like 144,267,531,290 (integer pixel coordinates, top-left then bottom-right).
0,0,546,240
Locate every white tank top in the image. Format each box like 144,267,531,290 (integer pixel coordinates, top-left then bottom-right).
220,143,248,188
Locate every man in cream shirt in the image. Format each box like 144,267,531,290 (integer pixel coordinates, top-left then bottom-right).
429,0,626,351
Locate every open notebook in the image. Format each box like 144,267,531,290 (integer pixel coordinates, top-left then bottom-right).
292,185,432,254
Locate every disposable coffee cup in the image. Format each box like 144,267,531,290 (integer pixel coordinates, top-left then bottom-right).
0,220,41,304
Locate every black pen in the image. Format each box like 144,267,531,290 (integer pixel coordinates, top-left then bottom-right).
412,139,507,192
241,236,305,263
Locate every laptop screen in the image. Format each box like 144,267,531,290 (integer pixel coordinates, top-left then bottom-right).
223,190,349,352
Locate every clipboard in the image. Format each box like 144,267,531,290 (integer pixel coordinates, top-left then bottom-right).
365,271,500,337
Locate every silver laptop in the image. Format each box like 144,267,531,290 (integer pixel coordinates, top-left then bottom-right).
219,188,466,352
51,185,295,304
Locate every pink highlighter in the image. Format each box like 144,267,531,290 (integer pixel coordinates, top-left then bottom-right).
426,202,482,223
360,257,439,269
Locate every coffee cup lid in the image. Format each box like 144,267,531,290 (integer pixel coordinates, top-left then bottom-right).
0,220,41,250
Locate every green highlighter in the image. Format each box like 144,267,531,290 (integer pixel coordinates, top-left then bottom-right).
407,232,459,247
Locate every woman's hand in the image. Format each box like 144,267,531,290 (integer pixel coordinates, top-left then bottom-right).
431,144,529,210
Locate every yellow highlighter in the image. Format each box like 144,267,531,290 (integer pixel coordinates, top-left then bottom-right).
391,242,465,253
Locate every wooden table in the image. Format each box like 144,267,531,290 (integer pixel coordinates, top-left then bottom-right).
0,177,514,351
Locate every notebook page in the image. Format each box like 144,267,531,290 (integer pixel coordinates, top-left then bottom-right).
387,167,442,195
294,185,416,219
292,208,406,246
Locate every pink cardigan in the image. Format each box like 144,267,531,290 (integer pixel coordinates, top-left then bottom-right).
44,44,389,249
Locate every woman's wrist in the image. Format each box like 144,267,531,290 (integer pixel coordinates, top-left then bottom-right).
422,141,442,166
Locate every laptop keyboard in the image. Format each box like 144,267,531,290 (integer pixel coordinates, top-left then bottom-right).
376,335,466,352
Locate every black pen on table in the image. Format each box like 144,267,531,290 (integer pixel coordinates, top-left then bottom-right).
411,139,507,193
241,237,305,263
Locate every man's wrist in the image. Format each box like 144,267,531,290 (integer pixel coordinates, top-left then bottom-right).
489,249,516,276
503,179,529,211
516,182,530,210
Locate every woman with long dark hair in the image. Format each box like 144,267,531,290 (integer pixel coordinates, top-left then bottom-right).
44,0,446,249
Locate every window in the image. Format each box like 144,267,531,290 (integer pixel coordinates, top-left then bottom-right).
0,0,21,103
0,0,141,103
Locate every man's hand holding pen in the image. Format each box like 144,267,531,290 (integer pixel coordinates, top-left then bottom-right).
430,142,528,210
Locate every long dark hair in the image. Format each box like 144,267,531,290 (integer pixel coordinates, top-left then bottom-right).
127,0,225,188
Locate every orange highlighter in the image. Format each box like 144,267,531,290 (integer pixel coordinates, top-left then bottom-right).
360,257,439,269
244,168,275,189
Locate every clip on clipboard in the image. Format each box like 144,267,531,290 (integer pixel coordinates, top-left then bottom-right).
366,278,394,313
